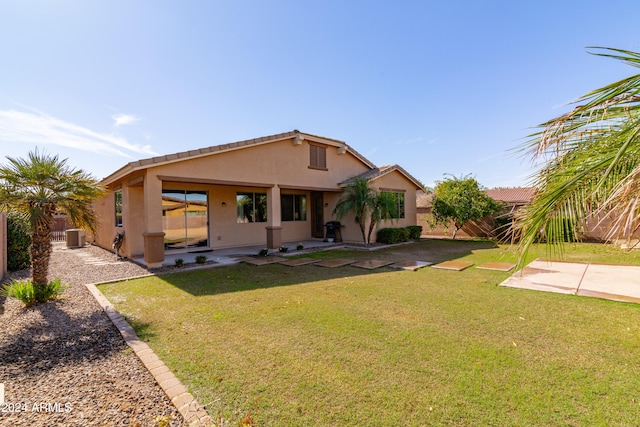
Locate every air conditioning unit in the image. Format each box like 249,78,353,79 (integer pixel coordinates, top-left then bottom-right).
66,229,86,248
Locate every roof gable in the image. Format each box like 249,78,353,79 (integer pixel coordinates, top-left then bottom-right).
102,130,376,185
339,164,425,191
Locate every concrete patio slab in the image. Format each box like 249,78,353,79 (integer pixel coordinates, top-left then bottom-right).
476,262,516,272
314,258,357,268
431,260,474,271
499,260,588,294
577,263,640,303
351,260,394,270
278,258,322,267
243,257,287,266
390,260,433,271
500,259,640,303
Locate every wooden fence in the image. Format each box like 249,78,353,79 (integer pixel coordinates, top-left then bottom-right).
52,217,69,241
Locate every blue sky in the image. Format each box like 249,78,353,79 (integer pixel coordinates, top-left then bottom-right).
0,1,638,188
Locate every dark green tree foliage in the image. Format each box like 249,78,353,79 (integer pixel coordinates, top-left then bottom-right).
432,175,502,239
7,211,31,271
376,227,410,244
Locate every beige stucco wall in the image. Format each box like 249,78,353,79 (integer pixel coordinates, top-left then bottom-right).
94,136,420,256
151,139,369,189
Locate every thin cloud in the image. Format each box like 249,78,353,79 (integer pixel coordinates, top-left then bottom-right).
0,108,157,158
477,152,504,163
112,113,141,127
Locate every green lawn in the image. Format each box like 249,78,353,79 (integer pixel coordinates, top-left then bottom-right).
99,240,640,426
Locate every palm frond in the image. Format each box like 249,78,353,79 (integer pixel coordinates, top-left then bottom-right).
516,48,640,263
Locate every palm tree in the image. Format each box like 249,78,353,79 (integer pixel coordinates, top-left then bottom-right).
366,191,398,245
0,150,106,290
333,178,396,245
515,47,640,260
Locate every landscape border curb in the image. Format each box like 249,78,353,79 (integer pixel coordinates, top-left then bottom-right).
85,283,213,426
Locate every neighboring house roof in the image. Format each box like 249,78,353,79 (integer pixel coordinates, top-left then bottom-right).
339,164,425,191
416,190,433,208
416,187,535,209
485,187,536,204
102,130,376,185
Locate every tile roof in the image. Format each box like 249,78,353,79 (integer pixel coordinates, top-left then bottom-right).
416,187,535,208
485,187,536,204
416,190,433,208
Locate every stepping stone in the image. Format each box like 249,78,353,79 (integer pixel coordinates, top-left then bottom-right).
431,260,474,271
315,258,357,268
243,257,287,266
390,260,433,271
476,262,516,272
351,260,394,270
279,258,321,267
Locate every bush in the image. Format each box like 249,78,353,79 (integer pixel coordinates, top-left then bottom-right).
1,278,65,307
258,248,269,257
7,211,31,271
279,246,288,253
296,243,304,251
376,227,411,244
406,225,423,240
195,255,207,264
174,258,184,267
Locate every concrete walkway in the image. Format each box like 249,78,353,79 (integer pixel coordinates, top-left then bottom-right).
133,239,341,268
500,259,640,304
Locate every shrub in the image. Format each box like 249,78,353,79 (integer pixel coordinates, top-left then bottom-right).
258,248,269,257
376,227,411,244
279,246,288,253
174,258,184,267
195,255,207,264
7,211,31,271
1,278,65,307
296,243,304,251
406,225,423,240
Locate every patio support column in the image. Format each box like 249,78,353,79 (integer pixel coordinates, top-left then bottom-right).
266,185,282,249
143,172,165,268
122,182,145,258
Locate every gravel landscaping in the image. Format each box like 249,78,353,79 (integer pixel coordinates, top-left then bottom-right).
0,243,185,426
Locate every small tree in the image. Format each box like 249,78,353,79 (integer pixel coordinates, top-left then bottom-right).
431,175,502,239
333,178,396,245
0,150,106,301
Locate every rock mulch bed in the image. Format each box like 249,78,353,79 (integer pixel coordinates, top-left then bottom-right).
0,243,185,426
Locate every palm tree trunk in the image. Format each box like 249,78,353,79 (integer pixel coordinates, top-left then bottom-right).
358,222,367,246
367,219,377,245
30,210,54,287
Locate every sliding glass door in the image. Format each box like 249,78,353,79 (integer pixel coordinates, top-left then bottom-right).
162,190,208,250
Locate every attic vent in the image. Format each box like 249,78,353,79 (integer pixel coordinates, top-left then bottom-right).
309,144,327,170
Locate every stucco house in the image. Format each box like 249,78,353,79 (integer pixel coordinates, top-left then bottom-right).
93,130,424,267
